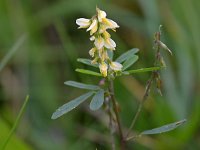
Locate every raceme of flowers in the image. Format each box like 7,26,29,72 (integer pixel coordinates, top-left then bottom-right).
76,8,123,77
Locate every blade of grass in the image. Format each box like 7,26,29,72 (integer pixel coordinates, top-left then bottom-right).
0,95,29,150
0,34,26,72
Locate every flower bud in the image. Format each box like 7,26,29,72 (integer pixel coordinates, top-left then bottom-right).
94,36,104,49
104,38,116,50
89,47,96,57
99,62,108,77
87,19,98,35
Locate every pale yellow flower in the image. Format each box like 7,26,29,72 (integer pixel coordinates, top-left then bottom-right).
87,19,98,35
94,36,104,49
104,38,116,50
102,18,119,30
102,31,111,39
97,8,107,22
89,47,96,57
100,49,108,61
110,62,123,71
91,57,98,64
99,62,108,77
76,18,91,28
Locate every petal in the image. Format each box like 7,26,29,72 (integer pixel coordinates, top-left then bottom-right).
107,19,119,28
90,36,95,41
102,31,111,39
110,62,123,71
87,19,97,31
99,62,108,77
94,36,104,49
104,38,116,50
89,47,96,57
76,18,91,28
102,18,119,29
97,8,107,22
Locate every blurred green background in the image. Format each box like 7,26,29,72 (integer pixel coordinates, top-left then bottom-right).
0,0,200,149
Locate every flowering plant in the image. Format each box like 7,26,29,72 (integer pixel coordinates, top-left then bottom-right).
52,7,186,149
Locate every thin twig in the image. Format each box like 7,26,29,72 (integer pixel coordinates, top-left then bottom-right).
108,97,116,150
126,75,154,138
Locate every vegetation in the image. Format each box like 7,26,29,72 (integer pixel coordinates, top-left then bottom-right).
0,0,200,149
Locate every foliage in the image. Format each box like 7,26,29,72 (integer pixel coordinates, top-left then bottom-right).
0,0,199,149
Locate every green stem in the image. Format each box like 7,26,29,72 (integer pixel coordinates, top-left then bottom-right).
1,95,29,150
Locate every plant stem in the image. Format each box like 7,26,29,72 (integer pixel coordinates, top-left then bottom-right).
107,98,116,150
1,95,29,150
108,80,125,150
126,29,162,139
126,75,154,138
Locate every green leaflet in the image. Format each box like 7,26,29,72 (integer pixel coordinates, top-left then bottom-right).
51,91,94,119
90,89,104,111
141,119,186,135
76,69,102,77
122,66,164,75
115,48,139,63
77,58,98,68
122,55,138,71
64,81,100,90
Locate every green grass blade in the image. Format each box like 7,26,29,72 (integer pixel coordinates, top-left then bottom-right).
1,95,29,150
0,34,26,72
64,81,100,90
75,69,102,77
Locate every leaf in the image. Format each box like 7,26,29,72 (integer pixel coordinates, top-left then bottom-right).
141,119,187,135
64,81,100,90
76,69,102,77
122,66,164,75
77,58,98,68
90,89,104,111
122,55,138,71
51,91,94,119
115,48,139,63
